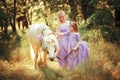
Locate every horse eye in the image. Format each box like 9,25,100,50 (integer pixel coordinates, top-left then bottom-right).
54,46,56,52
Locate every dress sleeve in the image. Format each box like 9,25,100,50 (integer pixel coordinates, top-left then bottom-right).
76,33,81,41
64,30,70,36
64,22,71,36
56,22,71,36
56,26,70,36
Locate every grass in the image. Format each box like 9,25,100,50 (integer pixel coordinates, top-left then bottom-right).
0,25,120,80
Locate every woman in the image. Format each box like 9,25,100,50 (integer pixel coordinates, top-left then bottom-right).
67,21,89,69
56,10,71,68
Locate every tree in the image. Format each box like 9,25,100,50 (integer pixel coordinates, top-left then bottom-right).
0,0,17,33
108,0,120,27
67,0,77,21
13,0,16,31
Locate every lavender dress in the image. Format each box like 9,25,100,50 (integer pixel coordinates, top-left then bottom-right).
56,22,71,68
67,33,89,69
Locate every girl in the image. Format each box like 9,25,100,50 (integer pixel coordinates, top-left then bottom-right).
67,21,89,69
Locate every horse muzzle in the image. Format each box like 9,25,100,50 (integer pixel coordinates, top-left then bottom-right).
49,57,54,61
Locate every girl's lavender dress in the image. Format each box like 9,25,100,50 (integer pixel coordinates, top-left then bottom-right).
56,22,70,68
67,33,89,69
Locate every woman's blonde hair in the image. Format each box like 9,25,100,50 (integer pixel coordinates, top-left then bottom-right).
57,10,67,24
57,10,66,17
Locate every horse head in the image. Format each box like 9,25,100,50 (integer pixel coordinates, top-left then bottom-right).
37,28,59,61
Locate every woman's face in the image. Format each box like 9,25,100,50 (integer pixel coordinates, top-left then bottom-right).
58,14,66,23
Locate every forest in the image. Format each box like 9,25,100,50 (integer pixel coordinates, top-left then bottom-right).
0,0,120,80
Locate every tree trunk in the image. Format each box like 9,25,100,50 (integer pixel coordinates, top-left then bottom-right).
2,0,8,33
115,9,120,27
12,0,16,32
81,0,88,23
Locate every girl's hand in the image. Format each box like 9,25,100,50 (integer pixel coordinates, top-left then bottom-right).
72,47,78,52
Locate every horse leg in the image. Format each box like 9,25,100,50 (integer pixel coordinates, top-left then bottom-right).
34,48,38,69
22,22,24,30
44,50,47,66
18,22,20,30
37,50,42,67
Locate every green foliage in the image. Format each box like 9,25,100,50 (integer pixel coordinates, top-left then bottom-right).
0,31,22,60
40,68,61,80
79,24,120,43
79,25,101,42
100,25,120,42
88,0,99,8
88,9,114,26
108,0,120,10
0,9,9,27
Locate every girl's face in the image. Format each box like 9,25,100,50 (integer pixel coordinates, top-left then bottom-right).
58,14,66,23
70,26,74,32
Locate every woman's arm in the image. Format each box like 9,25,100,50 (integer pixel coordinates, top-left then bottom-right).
55,30,70,39
56,23,71,37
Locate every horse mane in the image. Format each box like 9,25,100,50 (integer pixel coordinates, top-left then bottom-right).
42,27,53,36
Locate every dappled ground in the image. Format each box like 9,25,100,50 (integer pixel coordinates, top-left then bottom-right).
0,56,63,80
0,47,74,80
0,28,120,80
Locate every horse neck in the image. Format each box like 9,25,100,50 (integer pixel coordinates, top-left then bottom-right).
43,29,52,36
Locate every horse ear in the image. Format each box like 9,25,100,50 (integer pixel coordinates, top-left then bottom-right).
37,34,43,40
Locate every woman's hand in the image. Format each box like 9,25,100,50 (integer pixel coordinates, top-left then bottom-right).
53,32,56,34
53,32,60,39
56,32,64,37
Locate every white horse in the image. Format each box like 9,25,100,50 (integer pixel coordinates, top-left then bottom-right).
28,23,59,69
